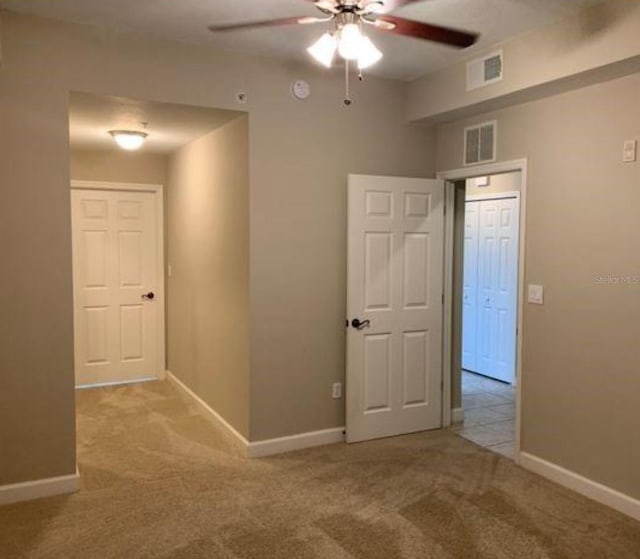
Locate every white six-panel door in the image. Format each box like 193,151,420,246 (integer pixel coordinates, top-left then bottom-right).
71,188,159,387
462,196,519,383
347,175,444,443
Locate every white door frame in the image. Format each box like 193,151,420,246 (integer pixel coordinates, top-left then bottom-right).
437,159,527,463
70,180,166,383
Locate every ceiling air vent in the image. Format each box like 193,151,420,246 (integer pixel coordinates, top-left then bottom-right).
467,50,503,91
464,121,497,166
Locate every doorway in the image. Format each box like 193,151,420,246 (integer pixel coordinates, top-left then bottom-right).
440,161,527,462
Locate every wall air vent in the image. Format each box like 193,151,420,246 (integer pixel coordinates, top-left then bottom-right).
467,50,503,91
464,121,497,166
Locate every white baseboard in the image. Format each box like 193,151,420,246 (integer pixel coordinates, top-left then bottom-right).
165,370,249,451
76,376,158,390
248,427,345,458
451,407,465,423
0,467,79,506
165,371,345,459
519,452,640,522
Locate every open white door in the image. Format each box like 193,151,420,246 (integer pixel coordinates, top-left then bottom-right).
71,187,162,387
347,175,445,443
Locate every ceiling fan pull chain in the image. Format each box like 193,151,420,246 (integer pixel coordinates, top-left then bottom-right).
344,59,352,106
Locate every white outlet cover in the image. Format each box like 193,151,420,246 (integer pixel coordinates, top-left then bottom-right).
623,140,637,162
528,284,544,305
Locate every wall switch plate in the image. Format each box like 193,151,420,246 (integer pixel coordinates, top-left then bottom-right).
623,140,637,162
528,284,544,305
332,382,342,399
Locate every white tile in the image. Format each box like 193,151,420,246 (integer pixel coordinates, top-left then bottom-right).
461,406,508,427
487,403,516,419
462,392,512,410
485,420,516,441
458,425,511,447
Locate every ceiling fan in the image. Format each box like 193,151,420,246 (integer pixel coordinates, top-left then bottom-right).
209,0,479,104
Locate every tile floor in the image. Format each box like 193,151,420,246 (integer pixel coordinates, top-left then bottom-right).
453,370,517,459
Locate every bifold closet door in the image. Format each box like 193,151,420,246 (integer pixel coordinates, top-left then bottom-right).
463,197,519,383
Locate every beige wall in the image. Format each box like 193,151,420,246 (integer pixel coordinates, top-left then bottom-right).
438,72,640,499
465,171,521,198
167,116,250,438
408,0,640,123
70,149,167,185
0,11,435,484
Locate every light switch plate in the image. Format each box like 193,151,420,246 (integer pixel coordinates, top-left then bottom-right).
528,284,544,305
623,140,637,162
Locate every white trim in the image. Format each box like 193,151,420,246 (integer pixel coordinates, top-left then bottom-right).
247,428,345,459
0,467,79,506
438,159,527,464
519,452,640,522
70,180,162,193
441,182,455,428
466,190,520,202
165,371,345,459
75,377,158,390
70,180,166,385
165,370,250,450
451,407,464,423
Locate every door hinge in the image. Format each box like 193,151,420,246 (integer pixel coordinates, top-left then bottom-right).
443,203,447,217
442,293,445,305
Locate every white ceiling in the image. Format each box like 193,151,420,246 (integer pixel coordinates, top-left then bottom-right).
69,92,241,153
2,0,600,81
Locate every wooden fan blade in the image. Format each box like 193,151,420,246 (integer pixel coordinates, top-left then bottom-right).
209,16,325,32
374,15,478,48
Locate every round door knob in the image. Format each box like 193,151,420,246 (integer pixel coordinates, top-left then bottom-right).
142,292,155,300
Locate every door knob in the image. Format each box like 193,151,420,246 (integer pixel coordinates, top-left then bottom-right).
351,318,370,330
142,292,155,300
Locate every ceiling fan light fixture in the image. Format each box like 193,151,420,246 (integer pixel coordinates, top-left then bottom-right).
337,23,362,60
307,32,338,68
109,130,148,151
357,36,383,69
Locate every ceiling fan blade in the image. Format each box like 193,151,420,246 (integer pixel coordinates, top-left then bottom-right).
374,15,478,48
209,16,326,33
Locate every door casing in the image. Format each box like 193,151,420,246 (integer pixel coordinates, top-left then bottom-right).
438,159,528,464
70,180,166,388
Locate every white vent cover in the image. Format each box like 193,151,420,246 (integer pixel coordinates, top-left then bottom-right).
467,50,503,91
464,121,497,166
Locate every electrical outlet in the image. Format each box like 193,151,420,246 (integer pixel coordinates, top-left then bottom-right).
332,382,342,399
623,140,637,162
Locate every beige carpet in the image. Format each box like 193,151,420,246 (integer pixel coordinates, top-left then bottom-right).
1,380,639,559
